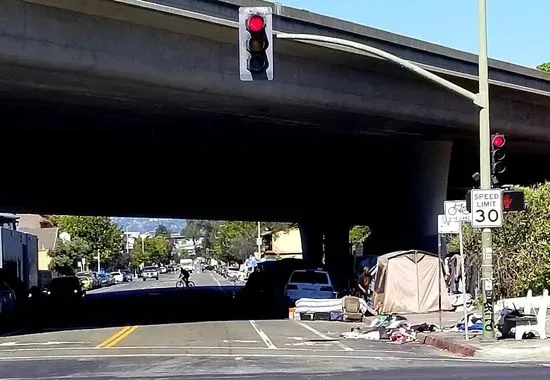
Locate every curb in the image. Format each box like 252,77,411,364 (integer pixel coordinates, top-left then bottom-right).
416,333,478,357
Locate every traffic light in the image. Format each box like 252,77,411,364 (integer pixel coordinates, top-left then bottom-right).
238,7,274,81
491,134,506,175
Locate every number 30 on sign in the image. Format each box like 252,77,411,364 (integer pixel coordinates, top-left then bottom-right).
470,189,503,228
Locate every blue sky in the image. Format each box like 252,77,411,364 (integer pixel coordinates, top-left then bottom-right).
281,0,547,68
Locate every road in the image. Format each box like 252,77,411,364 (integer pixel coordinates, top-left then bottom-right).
1,271,548,379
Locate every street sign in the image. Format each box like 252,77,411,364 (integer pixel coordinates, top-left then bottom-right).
256,238,262,245
438,215,460,234
470,189,503,228
444,200,471,223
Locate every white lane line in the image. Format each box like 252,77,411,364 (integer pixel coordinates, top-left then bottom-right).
209,272,222,289
0,352,512,363
0,345,426,355
249,320,277,349
296,321,353,352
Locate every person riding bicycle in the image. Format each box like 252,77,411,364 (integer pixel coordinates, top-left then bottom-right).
179,267,190,286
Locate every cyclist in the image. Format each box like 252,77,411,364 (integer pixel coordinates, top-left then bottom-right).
179,267,190,287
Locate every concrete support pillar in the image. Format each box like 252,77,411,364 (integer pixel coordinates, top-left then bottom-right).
298,221,323,268
323,223,352,291
363,140,452,254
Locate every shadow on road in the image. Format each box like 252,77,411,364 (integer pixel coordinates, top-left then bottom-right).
3,282,290,336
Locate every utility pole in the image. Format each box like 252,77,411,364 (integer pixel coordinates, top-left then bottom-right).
257,221,262,260
477,0,495,340
97,251,100,272
276,0,495,339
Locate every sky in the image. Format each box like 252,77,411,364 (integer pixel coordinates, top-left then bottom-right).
280,0,547,69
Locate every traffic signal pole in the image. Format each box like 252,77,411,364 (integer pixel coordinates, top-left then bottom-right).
477,0,495,340
275,0,495,339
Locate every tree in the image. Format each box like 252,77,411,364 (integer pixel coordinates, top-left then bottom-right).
147,236,171,264
54,216,123,267
155,224,171,238
48,237,91,275
182,220,209,255
453,183,550,300
216,221,257,263
537,62,550,72
130,236,170,267
349,225,370,245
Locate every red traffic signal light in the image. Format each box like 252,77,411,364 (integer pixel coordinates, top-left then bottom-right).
492,134,505,149
246,15,265,33
238,7,273,81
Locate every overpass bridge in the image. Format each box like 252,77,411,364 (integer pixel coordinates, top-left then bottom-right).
1,0,550,262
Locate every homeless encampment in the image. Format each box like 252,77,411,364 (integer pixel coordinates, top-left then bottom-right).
373,250,453,314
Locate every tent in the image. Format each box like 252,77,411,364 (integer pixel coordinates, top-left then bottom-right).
373,250,453,314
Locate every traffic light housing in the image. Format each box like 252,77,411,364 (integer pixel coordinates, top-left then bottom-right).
238,7,274,81
502,190,525,212
491,134,506,176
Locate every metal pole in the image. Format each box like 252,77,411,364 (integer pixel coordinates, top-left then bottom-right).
257,221,262,259
437,233,442,330
478,0,495,340
276,33,479,104
459,222,469,340
97,251,100,272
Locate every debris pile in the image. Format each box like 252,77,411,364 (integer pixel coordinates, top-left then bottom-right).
340,314,440,344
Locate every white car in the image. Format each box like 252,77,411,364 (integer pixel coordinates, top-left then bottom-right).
141,266,160,281
110,271,125,283
284,269,336,304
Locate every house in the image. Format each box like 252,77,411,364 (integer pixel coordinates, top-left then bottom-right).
262,227,303,259
17,215,59,287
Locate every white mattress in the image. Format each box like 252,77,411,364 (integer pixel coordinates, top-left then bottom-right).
294,297,368,314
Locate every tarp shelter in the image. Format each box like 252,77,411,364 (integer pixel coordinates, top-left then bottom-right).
373,250,453,314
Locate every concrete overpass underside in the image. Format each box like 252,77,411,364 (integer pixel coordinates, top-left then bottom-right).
1,0,550,257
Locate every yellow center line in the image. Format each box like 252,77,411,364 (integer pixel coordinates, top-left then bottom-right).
104,325,138,348
96,326,134,348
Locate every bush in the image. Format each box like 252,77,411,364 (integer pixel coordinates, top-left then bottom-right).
452,183,550,300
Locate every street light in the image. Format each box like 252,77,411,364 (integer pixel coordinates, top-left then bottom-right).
276,0,495,339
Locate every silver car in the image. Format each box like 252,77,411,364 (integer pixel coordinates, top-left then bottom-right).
141,266,159,281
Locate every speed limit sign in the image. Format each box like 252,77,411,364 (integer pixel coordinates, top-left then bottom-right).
470,189,503,228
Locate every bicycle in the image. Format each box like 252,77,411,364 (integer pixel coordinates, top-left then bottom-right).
447,203,468,216
176,279,195,288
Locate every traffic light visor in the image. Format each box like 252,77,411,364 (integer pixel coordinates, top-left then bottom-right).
492,134,505,148
247,15,265,33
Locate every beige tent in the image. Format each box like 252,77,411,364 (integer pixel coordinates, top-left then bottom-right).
373,250,453,314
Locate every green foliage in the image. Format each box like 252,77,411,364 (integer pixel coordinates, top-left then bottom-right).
458,183,550,299
130,236,171,267
52,216,123,269
216,221,257,263
154,224,171,237
537,62,550,72
182,220,206,254
48,237,91,275
54,216,123,265
349,225,370,245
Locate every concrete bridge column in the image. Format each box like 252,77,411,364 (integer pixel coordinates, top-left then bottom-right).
363,140,452,254
298,221,323,268
323,223,352,291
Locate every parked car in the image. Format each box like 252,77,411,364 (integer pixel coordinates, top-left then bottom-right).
121,269,133,282
284,269,336,305
141,266,160,281
110,271,125,283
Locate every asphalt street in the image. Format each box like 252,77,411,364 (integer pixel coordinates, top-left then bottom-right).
1,271,549,378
